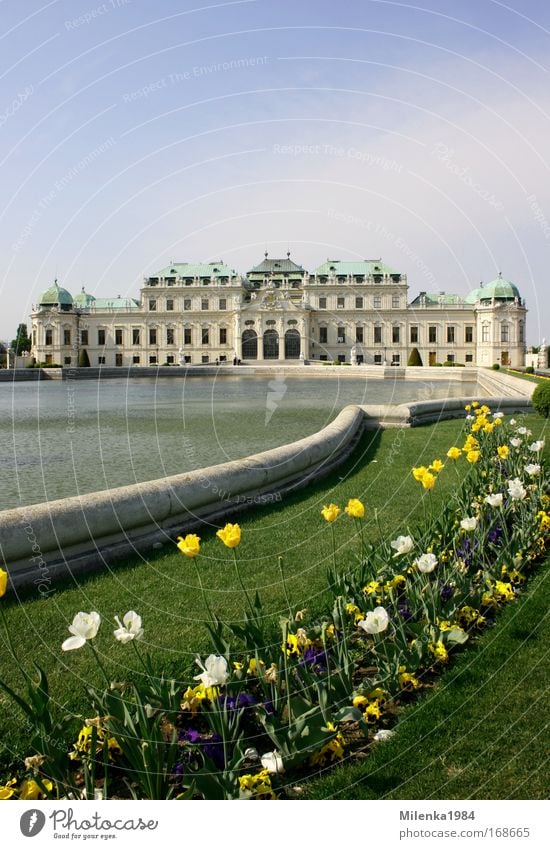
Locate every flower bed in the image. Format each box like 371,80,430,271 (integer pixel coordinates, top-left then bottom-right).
0,403,548,800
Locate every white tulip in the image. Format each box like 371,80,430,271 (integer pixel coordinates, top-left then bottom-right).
358,606,390,634
507,478,527,501
528,440,545,452
194,654,229,687
510,419,517,426
113,610,144,644
62,611,101,651
415,553,438,573
460,517,477,531
484,493,503,508
390,535,414,557
524,463,541,476
509,438,522,448
260,751,285,774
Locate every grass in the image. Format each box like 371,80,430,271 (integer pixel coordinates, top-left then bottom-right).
304,556,550,800
1,411,548,790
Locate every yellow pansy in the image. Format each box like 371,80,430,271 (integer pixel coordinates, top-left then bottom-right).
428,641,449,663
497,445,509,460
19,778,53,800
0,567,7,597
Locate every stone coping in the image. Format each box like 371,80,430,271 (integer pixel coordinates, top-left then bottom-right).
0,390,532,591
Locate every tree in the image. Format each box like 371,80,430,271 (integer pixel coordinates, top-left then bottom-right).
10,323,31,355
407,347,423,366
79,348,91,367
0,340,6,368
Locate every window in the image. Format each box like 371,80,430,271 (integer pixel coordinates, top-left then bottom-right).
501,324,510,342
202,354,209,363
337,297,345,309
447,326,455,343
392,326,400,344
149,355,157,364
32,329,36,345
166,328,175,345
115,353,123,366
355,297,364,309
184,328,192,345
392,295,400,308
202,328,209,345
355,326,364,343
373,296,381,309
482,324,490,343
337,327,346,344
98,329,106,345
219,328,227,345
320,354,328,361
374,353,382,364
519,322,525,343
149,328,157,345
465,353,473,363
63,329,71,346
149,299,157,311
133,355,140,364
410,326,418,344
392,353,400,365
167,355,174,364
64,356,71,365
374,326,382,344
319,327,328,344
219,298,227,311
319,297,327,309
98,356,106,365
428,326,437,343
81,330,88,346
447,353,455,363
132,328,140,345
184,298,191,310
166,299,174,311
201,299,209,311
465,325,473,343
115,328,123,345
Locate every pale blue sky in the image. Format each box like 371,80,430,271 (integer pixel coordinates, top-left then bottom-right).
1,0,549,342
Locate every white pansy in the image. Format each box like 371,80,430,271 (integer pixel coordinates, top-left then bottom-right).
509,437,522,448
62,611,101,651
244,748,259,760
414,553,438,573
507,478,527,501
194,654,229,687
113,610,144,644
484,493,503,508
528,440,545,452
390,535,414,557
358,606,390,634
460,517,477,531
373,729,395,742
260,751,285,774
524,463,541,476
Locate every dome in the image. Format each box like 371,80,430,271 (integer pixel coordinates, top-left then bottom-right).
73,287,96,308
464,287,482,304
479,274,520,301
39,281,73,308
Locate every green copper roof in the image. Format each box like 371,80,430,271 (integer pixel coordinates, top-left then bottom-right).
410,292,466,306
73,287,96,308
152,262,238,278
314,259,401,276
39,281,73,306
479,275,520,300
92,297,140,310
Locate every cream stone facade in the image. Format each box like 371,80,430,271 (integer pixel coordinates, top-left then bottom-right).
30,255,527,369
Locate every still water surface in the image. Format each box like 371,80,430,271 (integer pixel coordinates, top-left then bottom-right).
0,374,478,510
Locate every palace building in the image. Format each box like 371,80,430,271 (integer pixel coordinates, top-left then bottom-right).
30,254,527,369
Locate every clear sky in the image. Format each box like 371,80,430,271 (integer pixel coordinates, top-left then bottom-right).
1,0,549,343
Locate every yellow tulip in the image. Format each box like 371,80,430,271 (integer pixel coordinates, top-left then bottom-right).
497,445,509,460
446,447,462,460
345,498,365,519
429,459,445,473
176,533,201,558
412,466,428,481
216,523,241,548
421,471,436,490
466,450,480,464
321,503,340,523
0,567,7,598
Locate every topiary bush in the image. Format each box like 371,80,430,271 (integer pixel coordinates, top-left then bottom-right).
407,347,423,366
492,363,500,370
525,366,535,374
532,381,550,417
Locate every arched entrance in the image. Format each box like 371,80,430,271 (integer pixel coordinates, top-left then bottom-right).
241,329,258,359
284,329,300,359
263,329,279,359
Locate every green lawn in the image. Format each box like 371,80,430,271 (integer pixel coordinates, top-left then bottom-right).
1,411,549,790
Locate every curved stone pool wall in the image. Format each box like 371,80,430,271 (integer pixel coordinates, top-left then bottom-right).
1,377,533,591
